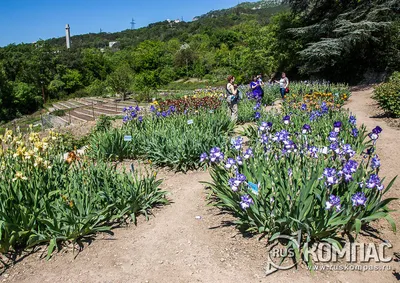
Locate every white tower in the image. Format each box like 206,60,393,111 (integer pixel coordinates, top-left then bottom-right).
65,24,71,49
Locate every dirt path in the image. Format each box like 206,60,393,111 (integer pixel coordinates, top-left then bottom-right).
2,88,400,283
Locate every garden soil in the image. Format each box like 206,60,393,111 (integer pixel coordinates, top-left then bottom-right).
2,88,399,283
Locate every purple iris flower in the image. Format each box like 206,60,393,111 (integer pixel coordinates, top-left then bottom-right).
323,168,338,185
259,122,270,132
236,156,243,165
302,124,311,134
200,153,208,162
333,121,342,132
351,192,367,207
301,104,307,111
352,128,359,138
228,178,239,192
150,105,156,112
371,155,381,170
274,130,290,142
328,131,339,142
209,147,224,163
326,195,341,211
366,174,384,190
253,102,261,110
345,160,358,173
240,194,254,210
243,148,254,159
369,126,382,140
232,137,243,150
255,112,261,120
225,158,236,169
161,111,168,118
349,116,356,125
138,116,143,123
308,146,318,158
236,173,247,184
329,142,340,154
130,111,137,118
169,105,176,112
342,144,355,157
283,140,296,152
321,102,329,114
135,105,140,112
283,115,291,125
260,134,269,144
339,160,358,182
123,107,128,112
372,126,382,134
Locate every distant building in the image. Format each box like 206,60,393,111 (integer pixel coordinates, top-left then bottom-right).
109,41,119,48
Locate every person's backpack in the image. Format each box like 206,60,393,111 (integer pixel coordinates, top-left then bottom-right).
226,84,238,102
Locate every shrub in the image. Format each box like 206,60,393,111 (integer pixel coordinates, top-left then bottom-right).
94,115,112,133
52,109,66,117
86,79,108,97
374,72,400,117
58,132,89,152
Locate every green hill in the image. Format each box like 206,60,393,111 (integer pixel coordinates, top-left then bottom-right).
0,0,398,123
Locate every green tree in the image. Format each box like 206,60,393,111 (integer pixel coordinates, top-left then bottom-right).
0,66,14,122
12,82,41,114
107,64,133,101
287,0,399,81
62,69,83,94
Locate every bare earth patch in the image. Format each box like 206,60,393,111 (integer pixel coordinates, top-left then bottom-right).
1,88,399,282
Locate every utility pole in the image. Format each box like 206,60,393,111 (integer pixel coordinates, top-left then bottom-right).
130,18,135,30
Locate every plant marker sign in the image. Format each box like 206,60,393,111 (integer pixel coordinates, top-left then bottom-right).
187,119,194,125
124,135,132,141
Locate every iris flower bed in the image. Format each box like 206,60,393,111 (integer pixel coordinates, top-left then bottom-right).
156,96,222,114
87,106,235,171
0,129,166,257
202,99,396,267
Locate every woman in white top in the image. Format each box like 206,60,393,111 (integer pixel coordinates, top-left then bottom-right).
275,72,289,100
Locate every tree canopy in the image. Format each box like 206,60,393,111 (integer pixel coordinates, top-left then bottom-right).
0,0,398,122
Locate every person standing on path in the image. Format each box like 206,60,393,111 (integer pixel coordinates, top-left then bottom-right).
275,72,289,100
250,76,263,101
226,75,239,122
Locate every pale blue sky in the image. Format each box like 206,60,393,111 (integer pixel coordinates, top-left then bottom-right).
0,0,258,46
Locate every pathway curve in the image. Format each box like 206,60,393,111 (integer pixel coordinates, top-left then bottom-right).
2,88,399,283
